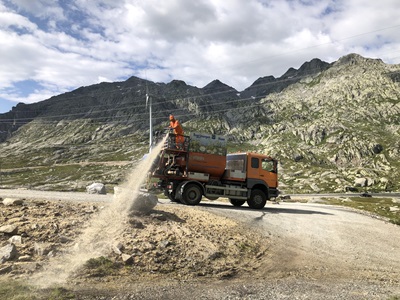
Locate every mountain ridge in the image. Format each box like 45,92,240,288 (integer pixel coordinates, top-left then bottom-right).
1,53,400,194
0,57,332,141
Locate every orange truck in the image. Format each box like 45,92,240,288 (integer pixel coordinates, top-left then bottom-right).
150,131,279,209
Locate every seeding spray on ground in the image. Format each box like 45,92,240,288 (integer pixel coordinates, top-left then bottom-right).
32,136,166,287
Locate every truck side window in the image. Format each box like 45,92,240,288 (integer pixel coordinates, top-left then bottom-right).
262,159,275,172
226,159,244,171
251,157,259,168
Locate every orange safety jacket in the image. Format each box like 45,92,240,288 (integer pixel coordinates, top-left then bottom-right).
169,120,184,135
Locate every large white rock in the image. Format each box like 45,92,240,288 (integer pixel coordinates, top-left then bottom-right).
86,183,107,194
2,198,24,206
354,178,367,187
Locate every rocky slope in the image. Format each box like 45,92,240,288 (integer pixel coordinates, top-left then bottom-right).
1,53,400,193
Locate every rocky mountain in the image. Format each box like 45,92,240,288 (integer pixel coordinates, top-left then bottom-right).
240,58,331,101
0,53,400,194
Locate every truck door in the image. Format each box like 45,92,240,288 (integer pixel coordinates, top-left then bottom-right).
260,158,278,188
248,156,278,188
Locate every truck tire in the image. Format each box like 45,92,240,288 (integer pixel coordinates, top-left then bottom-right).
181,183,202,206
229,199,246,207
247,189,267,209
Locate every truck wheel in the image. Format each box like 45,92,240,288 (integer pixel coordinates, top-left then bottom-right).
247,190,267,209
182,183,202,206
229,199,246,207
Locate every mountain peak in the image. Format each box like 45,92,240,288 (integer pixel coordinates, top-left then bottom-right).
335,53,384,67
282,58,331,79
203,79,236,92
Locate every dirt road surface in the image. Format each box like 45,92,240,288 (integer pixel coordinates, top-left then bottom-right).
1,189,400,299
199,201,400,281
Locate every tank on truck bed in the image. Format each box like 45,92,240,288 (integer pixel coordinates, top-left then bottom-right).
151,131,227,180
150,131,279,209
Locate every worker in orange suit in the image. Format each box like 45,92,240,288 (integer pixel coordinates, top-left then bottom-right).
169,114,184,149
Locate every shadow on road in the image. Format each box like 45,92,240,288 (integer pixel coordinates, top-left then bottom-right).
197,201,333,216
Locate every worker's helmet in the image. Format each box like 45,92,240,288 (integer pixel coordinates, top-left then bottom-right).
169,114,175,120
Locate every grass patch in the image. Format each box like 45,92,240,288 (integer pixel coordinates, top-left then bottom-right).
321,197,400,225
0,163,130,191
47,287,75,300
0,280,38,300
83,256,121,277
0,279,76,300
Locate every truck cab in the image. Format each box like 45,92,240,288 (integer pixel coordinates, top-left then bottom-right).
222,153,279,207
225,153,278,186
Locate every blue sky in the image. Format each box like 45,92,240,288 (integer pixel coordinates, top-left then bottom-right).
1,0,400,113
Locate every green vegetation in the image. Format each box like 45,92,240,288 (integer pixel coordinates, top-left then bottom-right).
83,256,121,277
0,280,37,300
47,287,75,300
0,280,76,300
227,141,259,153
0,163,131,192
313,196,400,225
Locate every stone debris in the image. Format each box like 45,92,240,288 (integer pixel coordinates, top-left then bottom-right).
18,255,32,262
0,224,18,235
0,244,17,263
121,253,133,265
34,242,53,256
111,242,124,255
8,235,23,245
0,198,267,281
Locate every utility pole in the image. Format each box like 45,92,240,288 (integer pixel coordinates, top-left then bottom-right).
146,85,153,153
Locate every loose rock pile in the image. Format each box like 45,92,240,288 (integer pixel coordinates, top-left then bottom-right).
0,197,268,283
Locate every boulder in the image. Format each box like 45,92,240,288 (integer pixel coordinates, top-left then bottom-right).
354,178,368,187
130,192,158,213
310,183,321,192
86,183,107,194
34,242,53,256
18,255,32,262
111,242,124,255
121,254,133,265
114,188,158,213
0,224,18,235
8,235,22,245
2,198,24,206
0,244,17,263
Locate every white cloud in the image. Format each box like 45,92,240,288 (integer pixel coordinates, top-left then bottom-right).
0,0,400,111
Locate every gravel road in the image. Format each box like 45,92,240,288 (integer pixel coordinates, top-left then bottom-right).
199,201,400,280
1,189,400,299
